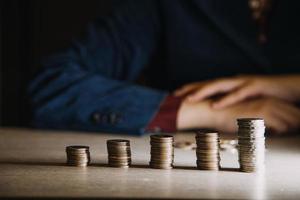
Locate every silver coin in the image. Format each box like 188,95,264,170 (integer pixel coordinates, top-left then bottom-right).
149,162,173,169
196,132,219,137
107,139,130,146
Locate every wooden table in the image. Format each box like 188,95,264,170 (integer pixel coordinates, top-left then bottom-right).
0,128,299,199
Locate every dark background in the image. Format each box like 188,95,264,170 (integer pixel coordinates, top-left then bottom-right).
0,0,119,127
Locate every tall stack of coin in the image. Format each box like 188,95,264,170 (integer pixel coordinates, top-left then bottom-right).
195,132,220,170
66,145,90,167
237,118,265,173
107,139,131,168
149,135,174,169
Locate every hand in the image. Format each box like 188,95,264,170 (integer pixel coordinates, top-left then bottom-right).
177,97,300,134
175,75,300,109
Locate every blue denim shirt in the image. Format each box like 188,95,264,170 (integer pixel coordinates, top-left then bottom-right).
29,0,300,135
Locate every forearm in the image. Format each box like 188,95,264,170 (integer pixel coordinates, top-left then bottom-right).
29,66,167,135
266,74,300,102
282,75,300,100
29,1,164,135
147,97,217,132
176,100,215,130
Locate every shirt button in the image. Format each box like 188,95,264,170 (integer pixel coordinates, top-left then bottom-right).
91,112,102,124
109,113,122,125
101,114,109,124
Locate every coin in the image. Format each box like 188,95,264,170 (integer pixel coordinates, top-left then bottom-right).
149,134,174,169
66,145,90,167
107,139,131,168
195,132,220,171
237,118,265,173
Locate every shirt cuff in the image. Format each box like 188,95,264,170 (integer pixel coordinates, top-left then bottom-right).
146,95,183,132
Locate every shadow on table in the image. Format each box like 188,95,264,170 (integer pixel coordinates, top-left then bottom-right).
0,160,241,172
175,165,240,172
130,164,150,169
220,167,241,172
174,166,198,170
0,161,151,169
0,160,66,167
92,163,151,169
0,161,117,168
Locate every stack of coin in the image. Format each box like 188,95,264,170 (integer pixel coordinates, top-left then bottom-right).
107,139,131,168
237,118,265,173
195,132,220,170
149,135,174,169
66,145,90,167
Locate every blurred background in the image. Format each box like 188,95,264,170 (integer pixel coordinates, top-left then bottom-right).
0,0,120,127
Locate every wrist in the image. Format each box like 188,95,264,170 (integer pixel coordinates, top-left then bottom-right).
177,100,215,130
147,95,183,132
285,75,300,100
267,75,300,101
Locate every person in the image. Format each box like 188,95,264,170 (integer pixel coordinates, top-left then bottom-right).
29,0,300,135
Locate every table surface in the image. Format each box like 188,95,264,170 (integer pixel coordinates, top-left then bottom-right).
0,128,300,199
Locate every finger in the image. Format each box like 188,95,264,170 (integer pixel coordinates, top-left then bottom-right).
212,84,258,109
187,78,245,102
174,83,202,96
265,101,300,134
175,80,212,96
261,109,288,135
272,102,300,131
267,117,289,135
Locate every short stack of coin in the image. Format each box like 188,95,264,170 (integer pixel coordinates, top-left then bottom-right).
237,118,265,173
149,135,174,169
107,139,131,168
195,132,220,170
66,146,90,167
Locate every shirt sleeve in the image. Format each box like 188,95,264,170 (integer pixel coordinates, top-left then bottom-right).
146,95,183,132
28,1,166,135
